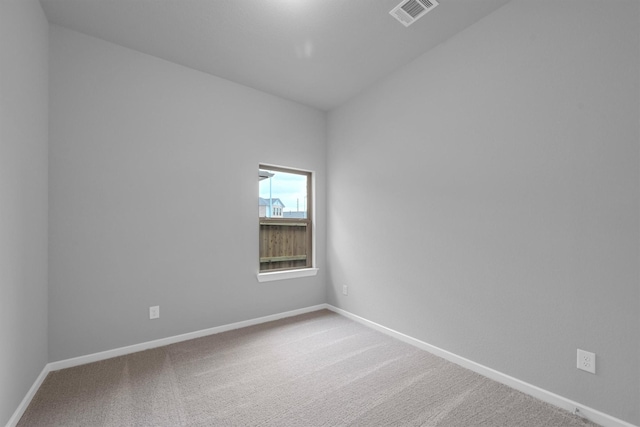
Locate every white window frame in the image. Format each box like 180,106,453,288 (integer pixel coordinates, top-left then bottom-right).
257,164,318,282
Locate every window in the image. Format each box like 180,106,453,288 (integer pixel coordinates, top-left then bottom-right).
258,165,312,273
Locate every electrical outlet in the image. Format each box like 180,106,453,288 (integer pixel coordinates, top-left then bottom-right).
149,305,160,320
342,285,348,296
577,349,595,374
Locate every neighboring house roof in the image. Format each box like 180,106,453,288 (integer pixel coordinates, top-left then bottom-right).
259,170,274,181
259,197,285,208
283,211,306,219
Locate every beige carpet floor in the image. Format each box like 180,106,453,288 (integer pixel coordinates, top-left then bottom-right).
19,310,598,426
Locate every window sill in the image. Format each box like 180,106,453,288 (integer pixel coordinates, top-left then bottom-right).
257,268,319,283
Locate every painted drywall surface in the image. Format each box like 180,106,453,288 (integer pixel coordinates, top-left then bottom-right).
327,0,639,424
0,0,49,424
48,26,326,362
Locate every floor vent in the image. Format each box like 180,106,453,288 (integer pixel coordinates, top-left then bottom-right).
390,0,439,27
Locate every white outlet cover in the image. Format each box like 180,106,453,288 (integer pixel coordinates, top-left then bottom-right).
577,349,596,374
149,306,160,319
342,285,348,296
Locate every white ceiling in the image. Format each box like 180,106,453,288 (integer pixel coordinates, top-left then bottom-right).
39,0,511,111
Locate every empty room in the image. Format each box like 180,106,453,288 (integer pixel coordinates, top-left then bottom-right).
1,0,638,426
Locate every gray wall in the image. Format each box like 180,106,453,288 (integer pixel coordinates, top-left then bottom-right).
327,0,639,424
0,0,49,424
48,26,326,362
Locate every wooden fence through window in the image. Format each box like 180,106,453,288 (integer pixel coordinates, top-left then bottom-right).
259,219,310,271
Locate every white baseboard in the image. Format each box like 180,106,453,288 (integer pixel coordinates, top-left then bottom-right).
326,305,636,427
5,364,51,427
48,304,329,371
6,303,329,427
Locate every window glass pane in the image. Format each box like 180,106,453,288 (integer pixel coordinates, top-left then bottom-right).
259,166,311,272
259,168,307,219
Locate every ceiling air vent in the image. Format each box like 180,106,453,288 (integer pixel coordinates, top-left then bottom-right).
390,0,439,27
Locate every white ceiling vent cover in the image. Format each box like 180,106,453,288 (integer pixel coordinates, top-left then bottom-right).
390,0,439,27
